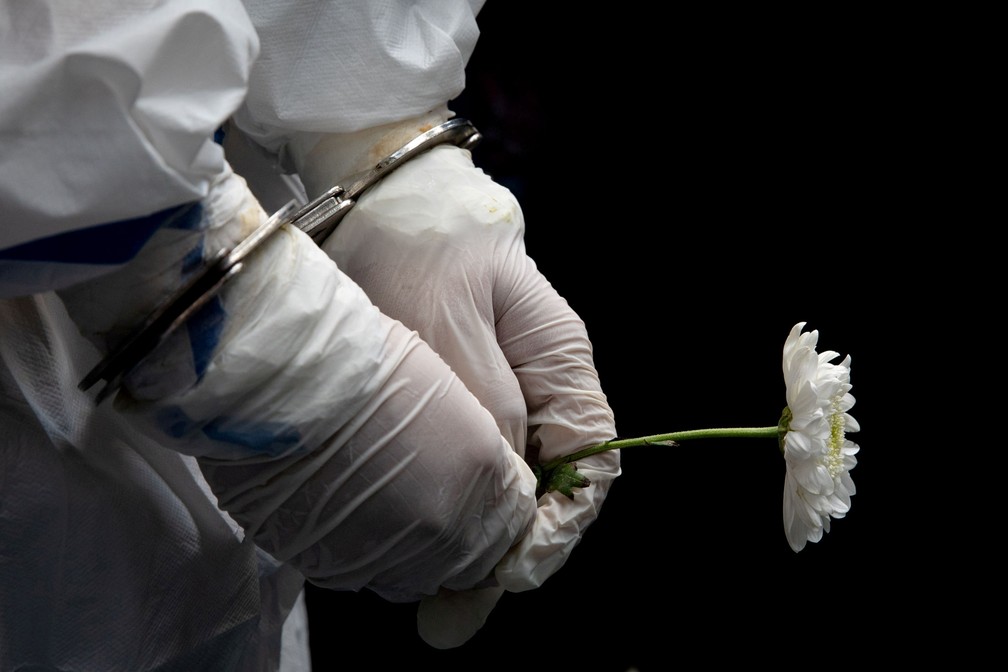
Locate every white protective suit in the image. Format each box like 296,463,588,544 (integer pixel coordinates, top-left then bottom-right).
0,1,620,668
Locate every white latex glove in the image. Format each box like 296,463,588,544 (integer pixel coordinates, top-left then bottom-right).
56,162,540,604
289,109,621,648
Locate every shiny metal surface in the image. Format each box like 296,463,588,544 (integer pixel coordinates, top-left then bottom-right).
292,118,481,244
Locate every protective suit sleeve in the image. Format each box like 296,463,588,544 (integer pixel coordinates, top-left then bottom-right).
232,0,486,160
56,163,539,603
0,0,258,253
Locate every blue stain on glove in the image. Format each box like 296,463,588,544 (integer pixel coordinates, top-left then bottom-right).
158,405,303,458
171,203,226,380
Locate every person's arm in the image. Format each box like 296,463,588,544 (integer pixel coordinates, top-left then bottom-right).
52,159,540,601
1,0,540,604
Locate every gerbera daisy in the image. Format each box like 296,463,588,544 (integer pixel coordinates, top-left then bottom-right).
779,322,860,552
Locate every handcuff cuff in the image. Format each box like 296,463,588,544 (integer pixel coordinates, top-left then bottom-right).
79,118,482,403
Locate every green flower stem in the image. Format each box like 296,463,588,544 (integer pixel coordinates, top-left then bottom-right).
541,427,780,472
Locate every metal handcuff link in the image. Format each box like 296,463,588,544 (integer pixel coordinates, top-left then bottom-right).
80,118,482,403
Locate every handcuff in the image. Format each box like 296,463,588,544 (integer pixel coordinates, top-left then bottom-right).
79,118,482,403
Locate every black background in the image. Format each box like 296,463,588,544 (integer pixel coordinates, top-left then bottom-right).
304,5,962,670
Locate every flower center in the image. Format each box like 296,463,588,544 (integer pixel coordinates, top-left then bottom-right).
826,393,846,477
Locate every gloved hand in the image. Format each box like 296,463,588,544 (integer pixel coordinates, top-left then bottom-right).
288,107,621,648
56,160,541,604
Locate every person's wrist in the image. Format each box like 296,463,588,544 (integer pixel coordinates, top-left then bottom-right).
59,166,268,400
286,106,453,200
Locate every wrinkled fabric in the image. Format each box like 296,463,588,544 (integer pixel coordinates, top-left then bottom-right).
0,0,483,253
0,0,259,250
232,1,485,160
0,292,303,671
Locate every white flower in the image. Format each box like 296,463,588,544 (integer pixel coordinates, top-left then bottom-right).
780,322,860,552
